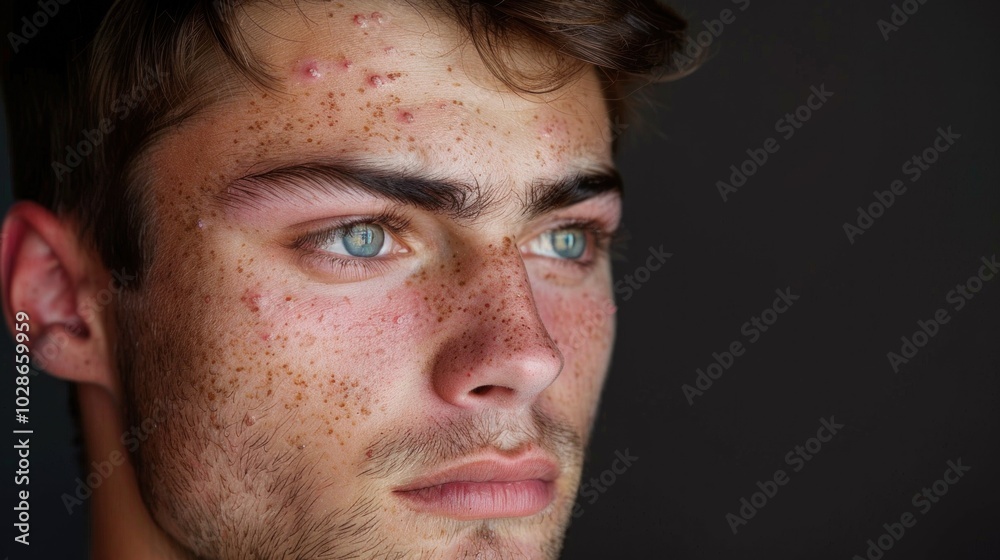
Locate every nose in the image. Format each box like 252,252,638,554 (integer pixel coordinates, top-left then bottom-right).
430,241,564,412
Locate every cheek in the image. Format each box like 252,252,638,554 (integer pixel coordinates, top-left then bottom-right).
207,274,445,427
540,288,616,388
531,286,615,432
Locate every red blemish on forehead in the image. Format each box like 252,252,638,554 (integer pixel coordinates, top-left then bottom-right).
241,289,262,313
538,117,570,139
353,12,388,28
293,59,325,81
396,110,414,124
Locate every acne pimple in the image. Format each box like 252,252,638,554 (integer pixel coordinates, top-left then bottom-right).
368,75,385,87
294,60,326,81
396,110,414,123
353,11,386,28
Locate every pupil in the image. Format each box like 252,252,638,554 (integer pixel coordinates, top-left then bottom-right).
343,224,384,257
552,229,585,259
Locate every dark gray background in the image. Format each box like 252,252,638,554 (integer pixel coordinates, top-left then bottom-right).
3,1,999,558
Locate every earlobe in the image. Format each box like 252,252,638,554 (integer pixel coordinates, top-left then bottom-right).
1,201,118,396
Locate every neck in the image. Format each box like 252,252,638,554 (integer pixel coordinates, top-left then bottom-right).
78,384,190,559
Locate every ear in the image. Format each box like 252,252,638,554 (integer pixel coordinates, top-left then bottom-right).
1,201,118,397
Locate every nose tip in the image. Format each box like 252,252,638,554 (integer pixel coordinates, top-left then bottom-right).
434,336,564,411
431,291,564,412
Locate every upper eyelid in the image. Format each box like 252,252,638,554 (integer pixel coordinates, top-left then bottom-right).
295,208,617,257
293,211,410,249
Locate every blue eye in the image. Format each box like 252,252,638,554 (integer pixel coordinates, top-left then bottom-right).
526,227,590,261
341,224,385,257
549,229,587,259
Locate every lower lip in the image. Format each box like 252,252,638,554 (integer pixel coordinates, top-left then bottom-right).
395,480,555,520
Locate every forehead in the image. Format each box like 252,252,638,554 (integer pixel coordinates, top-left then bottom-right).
147,0,612,193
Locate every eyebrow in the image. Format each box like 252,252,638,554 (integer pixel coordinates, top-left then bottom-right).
214,161,622,222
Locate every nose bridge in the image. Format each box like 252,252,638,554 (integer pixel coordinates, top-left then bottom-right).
466,237,555,352
430,237,564,411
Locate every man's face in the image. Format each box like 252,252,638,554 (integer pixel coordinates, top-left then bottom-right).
121,2,618,557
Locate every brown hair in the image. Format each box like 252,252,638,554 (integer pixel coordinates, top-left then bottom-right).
4,0,693,286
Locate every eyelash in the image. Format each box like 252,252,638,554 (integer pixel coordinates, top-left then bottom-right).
536,218,616,271
293,208,412,277
293,212,618,278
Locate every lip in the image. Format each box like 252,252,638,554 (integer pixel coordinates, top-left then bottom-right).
393,454,560,520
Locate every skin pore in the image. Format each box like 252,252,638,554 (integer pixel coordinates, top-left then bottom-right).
5,1,621,558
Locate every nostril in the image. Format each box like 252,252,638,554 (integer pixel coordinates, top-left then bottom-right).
471,385,492,395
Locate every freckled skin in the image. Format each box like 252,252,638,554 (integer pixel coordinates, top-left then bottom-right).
123,1,617,558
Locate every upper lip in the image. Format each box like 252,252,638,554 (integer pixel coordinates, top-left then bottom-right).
393,452,560,492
